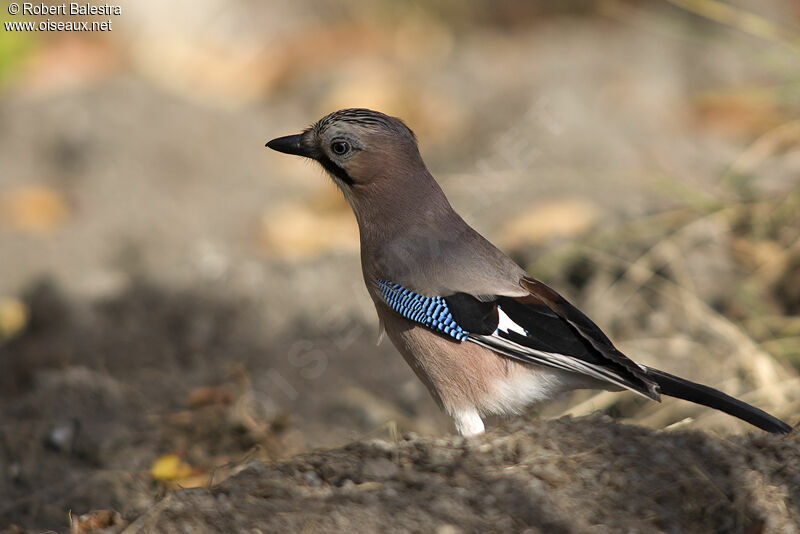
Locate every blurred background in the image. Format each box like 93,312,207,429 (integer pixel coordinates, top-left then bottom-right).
1,0,799,530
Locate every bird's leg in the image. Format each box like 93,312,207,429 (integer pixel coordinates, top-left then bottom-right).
453,407,485,436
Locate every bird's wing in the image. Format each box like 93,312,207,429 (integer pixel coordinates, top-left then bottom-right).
375,277,660,400
473,277,659,400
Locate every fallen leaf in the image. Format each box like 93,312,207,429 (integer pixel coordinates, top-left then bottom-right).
497,198,599,248
0,185,69,234
70,509,125,533
187,386,233,409
259,193,359,260
150,454,196,482
692,91,783,137
0,297,28,341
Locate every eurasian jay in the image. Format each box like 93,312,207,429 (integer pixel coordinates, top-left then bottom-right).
267,108,792,436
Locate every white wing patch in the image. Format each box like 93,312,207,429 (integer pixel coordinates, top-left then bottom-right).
495,306,527,336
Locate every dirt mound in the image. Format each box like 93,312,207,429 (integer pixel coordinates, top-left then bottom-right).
123,417,799,534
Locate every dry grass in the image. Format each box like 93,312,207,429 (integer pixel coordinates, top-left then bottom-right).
528,165,800,433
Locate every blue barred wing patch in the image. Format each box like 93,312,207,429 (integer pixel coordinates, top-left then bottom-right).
376,280,468,341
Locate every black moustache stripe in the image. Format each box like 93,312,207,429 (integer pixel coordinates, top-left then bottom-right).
317,154,354,186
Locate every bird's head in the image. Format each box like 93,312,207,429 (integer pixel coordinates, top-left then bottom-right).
266,109,429,208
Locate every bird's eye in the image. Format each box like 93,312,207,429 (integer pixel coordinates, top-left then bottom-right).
331,141,350,156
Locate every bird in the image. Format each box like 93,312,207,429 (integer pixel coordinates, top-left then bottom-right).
266,108,792,436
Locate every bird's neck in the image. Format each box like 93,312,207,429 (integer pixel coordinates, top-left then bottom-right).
352,170,456,243
352,171,469,288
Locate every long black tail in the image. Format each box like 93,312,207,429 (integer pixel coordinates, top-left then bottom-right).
646,367,793,434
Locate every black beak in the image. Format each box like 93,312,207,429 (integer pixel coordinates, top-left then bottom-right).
265,134,315,158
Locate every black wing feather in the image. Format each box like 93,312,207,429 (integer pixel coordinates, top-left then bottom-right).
517,277,658,396
439,277,660,400
494,297,601,363
444,293,498,335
